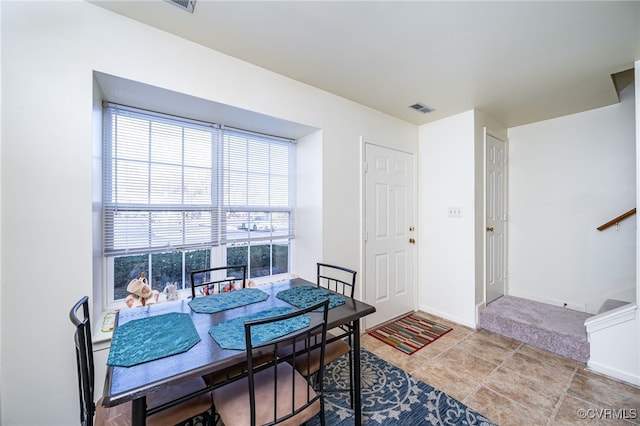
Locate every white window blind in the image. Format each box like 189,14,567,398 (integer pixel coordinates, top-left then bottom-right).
103,103,295,257
222,129,295,245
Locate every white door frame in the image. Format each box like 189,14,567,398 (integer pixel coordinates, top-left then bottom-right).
484,128,508,307
360,138,418,330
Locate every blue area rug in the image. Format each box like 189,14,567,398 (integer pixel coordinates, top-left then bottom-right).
309,349,496,426
181,348,496,425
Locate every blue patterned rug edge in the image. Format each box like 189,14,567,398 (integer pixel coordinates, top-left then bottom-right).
310,348,496,426
188,348,498,426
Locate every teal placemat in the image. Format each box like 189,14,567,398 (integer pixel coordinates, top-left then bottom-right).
107,312,200,367
188,287,270,314
276,285,346,310
209,307,309,350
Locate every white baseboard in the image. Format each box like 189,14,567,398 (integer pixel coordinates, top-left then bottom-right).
586,360,640,387
417,303,477,329
508,292,586,312
509,287,637,315
476,301,486,325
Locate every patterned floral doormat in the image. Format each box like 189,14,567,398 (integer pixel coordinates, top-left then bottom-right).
368,313,452,355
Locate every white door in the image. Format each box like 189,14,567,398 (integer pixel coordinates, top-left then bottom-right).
486,133,507,304
364,143,415,328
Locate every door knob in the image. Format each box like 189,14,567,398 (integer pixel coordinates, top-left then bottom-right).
486,227,494,232
409,238,415,244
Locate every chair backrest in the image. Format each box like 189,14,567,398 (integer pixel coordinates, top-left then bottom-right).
189,265,247,298
69,296,95,426
244,300,329,426
317,262,357,298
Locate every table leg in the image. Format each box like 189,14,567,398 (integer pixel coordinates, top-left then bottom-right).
132,397,146,426
353,319,362,425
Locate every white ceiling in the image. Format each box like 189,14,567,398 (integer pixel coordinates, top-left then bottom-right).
91,1,640,128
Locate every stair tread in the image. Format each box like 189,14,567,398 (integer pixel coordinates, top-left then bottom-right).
598,299,631,315
481,296,592,338
479,296,592,363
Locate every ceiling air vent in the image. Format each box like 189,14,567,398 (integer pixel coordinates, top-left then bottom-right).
165,0,196,13
409,102,435,114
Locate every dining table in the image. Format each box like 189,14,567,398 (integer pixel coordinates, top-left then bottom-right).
102,277,376,426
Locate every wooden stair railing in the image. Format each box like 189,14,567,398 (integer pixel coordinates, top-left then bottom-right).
597,208,636,231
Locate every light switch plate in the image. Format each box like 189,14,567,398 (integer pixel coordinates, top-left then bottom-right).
448,207,463,218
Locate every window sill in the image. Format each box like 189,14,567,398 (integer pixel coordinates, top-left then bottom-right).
93,309,116,350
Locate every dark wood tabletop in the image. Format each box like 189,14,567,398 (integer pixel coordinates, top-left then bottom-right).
102,277,376,419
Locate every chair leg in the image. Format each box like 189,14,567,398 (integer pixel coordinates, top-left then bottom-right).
319,395,326,426
348,347,354,409
199,411,209,426
309,368,320,390
211,405,221,425
190,410,213,426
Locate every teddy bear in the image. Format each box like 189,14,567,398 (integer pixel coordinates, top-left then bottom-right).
125,272,160,308
163,282,179,301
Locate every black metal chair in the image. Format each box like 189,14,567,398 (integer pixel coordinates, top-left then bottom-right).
190,264,259,389
317,263,356,299
69,296,213,426
212,300,329,426
289,263,357,407
190,265,247,298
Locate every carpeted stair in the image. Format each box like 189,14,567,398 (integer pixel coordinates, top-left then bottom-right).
478,296,593,363
597,298,631,314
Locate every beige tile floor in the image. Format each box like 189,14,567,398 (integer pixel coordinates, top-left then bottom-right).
361,311,640,426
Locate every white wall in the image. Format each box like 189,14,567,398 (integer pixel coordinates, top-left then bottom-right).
0,2,416,425
0,2,3,421
295,130,324,280
637,59,640,389
586,303,639,385
585,65,639,385
417,110,507,327
508,83,636,313
418,111,477,327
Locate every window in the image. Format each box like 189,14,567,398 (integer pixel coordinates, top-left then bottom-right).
103,104,295,303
